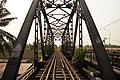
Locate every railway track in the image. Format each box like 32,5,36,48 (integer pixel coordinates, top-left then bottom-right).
33,52,90,80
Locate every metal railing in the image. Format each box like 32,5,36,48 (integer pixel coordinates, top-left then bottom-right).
17,64,36,80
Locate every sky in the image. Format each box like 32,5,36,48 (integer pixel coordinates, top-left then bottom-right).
1,0,120,46
85,0,120,45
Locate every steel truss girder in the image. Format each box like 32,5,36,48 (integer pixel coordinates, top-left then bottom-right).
72,0,84,55
2,0,115,80
42,0,75,56
39,0,53,35
44,2,74,40
62,25,71,57
45,0,74,8
45,30,54,56
72,13,79,56
2,0,39,80
63,1,77,35
43,0,76,43
61,0,77,57
39,0,54,58
78,0,116,80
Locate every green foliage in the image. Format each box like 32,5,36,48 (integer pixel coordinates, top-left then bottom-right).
0,8,10,18
38,50,42,57
25,43,34,50
3,42,12,56
104,44,120,48
0,0,17,27
0,29,16,44
0,29,16,57
54,45,57,50
72,48,87,71
0,0,16,57
0,43,4,56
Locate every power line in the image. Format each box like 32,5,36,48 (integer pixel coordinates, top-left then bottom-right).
111,39,120,43
84,17,120,38
99,17,120,30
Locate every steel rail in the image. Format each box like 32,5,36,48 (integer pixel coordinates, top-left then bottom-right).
60,53,76,80
62,69,67,80
39,54,55,80
45,54,56,80
17,65,36,80
61,53,80,80
60,52,81,80
53,53,57,80
56,52,67,80
59,53,67,80
59,51,81,80
38,52,81,80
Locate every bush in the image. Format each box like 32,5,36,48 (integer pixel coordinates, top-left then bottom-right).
72,48,87,71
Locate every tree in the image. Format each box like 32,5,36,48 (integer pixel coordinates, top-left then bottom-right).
0,0,17,57
25,43,34,50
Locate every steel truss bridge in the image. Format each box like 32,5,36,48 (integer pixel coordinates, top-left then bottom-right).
1,0,118,80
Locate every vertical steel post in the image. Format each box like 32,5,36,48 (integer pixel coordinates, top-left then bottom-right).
79,0,116,80
66,26,70,54
62,35,65,54
43,19,47,59
34,17,38,67
61,35,64,53
52,35,54,53
38,11,45,60
79,15,83,50
70,19,73,54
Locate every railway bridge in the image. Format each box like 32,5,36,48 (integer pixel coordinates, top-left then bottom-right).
1,0,119,80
